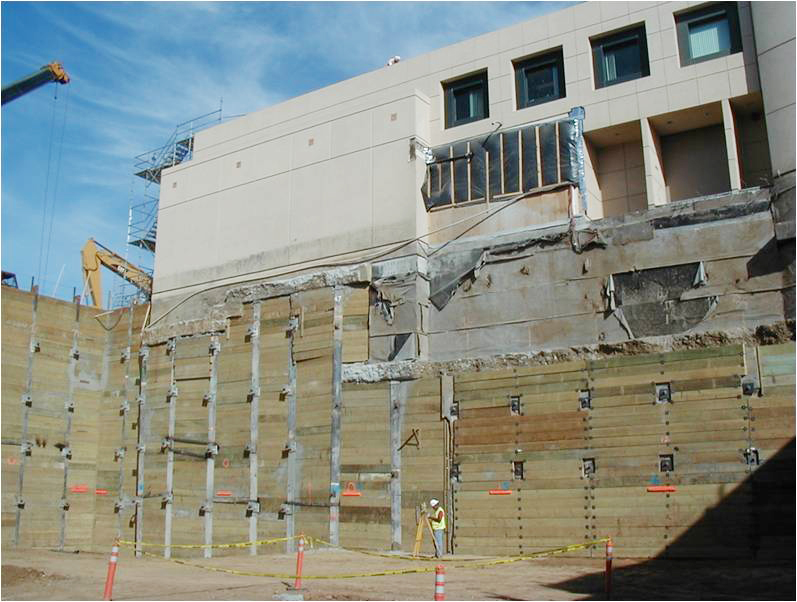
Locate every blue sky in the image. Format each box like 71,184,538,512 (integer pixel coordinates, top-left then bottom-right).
2,0,574,305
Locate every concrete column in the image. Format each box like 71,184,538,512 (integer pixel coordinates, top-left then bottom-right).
641,118,667,207
722,99,743,191
329,287,343,546
248,303,261,556
750,1,796,178
163,338,177,559
204,336,220,559
59,297,80,550
134,345,150,558
582,137,603,218
116,303,135,540
286,316,298,554
389,381,405,551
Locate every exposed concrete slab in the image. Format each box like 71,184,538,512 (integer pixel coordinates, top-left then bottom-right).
342,321,795,384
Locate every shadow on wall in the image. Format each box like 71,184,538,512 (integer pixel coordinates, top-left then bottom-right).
550,439,796,601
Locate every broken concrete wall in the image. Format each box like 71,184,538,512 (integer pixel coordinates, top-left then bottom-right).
372,187,792,362
145,186,792,371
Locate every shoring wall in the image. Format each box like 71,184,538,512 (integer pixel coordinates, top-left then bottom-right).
1,287,113,549
450,343,795,559
1,287,793,560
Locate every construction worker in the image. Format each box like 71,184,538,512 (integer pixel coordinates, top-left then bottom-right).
429,498,446,557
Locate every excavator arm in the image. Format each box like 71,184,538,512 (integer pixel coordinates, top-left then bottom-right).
2,62,70,105
81,239,152,308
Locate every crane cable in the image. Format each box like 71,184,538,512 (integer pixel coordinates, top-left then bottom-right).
35,84,61,287
42,84,71,294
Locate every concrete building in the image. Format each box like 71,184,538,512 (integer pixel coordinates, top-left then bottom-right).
152,1,790,330
3,1,794,564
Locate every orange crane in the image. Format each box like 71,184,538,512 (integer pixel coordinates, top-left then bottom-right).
1,62,70,105
81,239,152,308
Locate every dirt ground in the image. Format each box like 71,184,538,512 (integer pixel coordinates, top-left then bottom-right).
1,547,794,601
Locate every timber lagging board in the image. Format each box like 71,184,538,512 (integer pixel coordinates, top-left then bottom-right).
451,345,796,559
749,343,795,560
1,288,108,550
339,381,391,549
2,286,792,562
340,378,446,554
255,297,291,545
93,303,145,555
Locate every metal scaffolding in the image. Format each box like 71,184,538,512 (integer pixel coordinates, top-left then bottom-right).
112,108,222,308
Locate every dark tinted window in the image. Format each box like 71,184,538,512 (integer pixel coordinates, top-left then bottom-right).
514,48,565,109
444,71,489,128
592,25,650,88
676,2,741,66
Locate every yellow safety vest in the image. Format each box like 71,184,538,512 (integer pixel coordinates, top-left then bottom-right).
430,506,446,530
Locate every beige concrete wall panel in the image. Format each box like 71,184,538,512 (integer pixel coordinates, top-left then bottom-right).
160,160,222,211
641,117,667,207
288,152,373,265
751,2,795,54
595,140,646,216
760,104,796,177
756,42,796,171
371,93,421,145
736,110,772,187
583,138,604,218
329,110,373,158
216,176,293,269
660,124,731,201
290,123,332,170
371,141,419,247
153,195,218,283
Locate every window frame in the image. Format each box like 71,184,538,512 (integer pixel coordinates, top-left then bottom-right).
591,24,650,89
513,47,566,110
675,2,742,66
443,70,489,129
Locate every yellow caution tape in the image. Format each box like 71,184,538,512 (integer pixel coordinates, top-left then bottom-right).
118,535,300,550
133,537,611,580
139,550,439,579
308,536,610,565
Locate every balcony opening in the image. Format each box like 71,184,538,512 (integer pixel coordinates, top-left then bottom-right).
583,121,646,219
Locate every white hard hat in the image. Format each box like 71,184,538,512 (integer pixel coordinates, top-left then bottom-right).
429,498,439,506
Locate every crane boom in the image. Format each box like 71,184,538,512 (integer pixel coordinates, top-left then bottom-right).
1,62,70,105
81,239,152,308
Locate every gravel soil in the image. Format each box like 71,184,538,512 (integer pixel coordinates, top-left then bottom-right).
1,547,793,601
